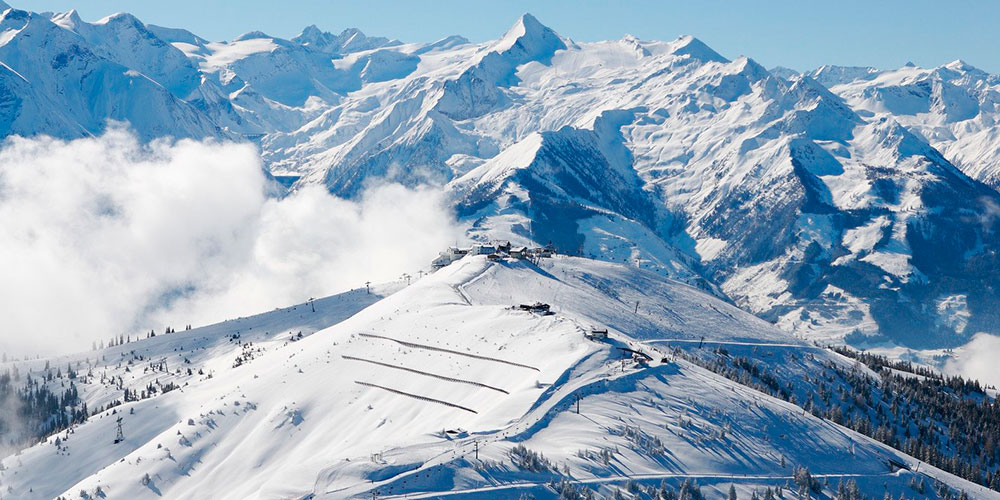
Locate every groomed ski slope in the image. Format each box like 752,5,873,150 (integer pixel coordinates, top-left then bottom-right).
0,282,394,499
2,256,990,499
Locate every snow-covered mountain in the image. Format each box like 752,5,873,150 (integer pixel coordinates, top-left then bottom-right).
0,7,222,140
49,10,202,100
805,61,1000,190
3,5,999,497
3,4,1000,349
266,14,1000,349
291,25,400,55
1,255,993,498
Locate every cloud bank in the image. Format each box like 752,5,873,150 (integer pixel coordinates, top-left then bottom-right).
945,332,1000,389
0,129,464,356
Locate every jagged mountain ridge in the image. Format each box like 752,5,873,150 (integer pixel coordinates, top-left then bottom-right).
778,60,1000,189
291,25,401,55
0,8,222,140
3,4,1000,347
0,2,417,140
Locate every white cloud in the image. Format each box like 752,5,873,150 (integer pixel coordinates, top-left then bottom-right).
0,129,464,356
944,332,1000,389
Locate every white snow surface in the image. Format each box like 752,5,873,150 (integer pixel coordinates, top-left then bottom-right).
0,256,988,499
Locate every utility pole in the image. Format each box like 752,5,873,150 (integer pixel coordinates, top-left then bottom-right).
698,336,705,349
365,281,371,294
634,301,639,314
575,394,580,414
474,440,479,460
309,297,315,313
114,417,124,444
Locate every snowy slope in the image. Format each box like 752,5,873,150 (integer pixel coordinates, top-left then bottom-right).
0,256,989,499
0,4,996,498
0,280,393,498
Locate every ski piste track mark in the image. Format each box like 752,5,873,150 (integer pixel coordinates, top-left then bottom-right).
342,355,510,394
377,471,902,499
641,339,816,349
353,381,478,414
358,333,540,371
340,345,994,500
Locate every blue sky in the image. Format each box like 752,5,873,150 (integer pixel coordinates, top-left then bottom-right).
15,0,1000,72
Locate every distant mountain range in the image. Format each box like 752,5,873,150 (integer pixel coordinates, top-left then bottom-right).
3,2,1000,349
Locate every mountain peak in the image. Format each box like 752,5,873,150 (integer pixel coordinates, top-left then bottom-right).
513,12,545,34
497,13,561,50
669,35,727,63
234,30,273,42
492,13,565,63
52,9,83,24
943,58,979,73
0,6,29,24
732,55,770,80
292,24,328,46
620,34,651,57
414,34,470,54
299,24,322,36
96,11,142,27
291,24,397,54
50,8,83,30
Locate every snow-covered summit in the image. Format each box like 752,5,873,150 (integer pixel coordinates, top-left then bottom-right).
493,13,566,58
232,30,273,41
667,34,727,63
0,255,990,498
48,8,82,30
292,25,399,54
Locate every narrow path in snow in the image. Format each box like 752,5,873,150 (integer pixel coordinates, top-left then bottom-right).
379,470,899,498
353,381,478,414
342,355,509,394
358,333,540,371
641,339,817,349
453,259,494,306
